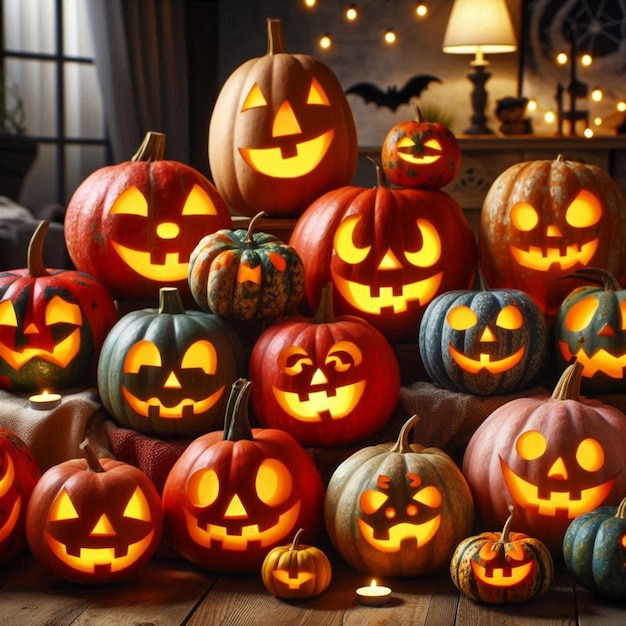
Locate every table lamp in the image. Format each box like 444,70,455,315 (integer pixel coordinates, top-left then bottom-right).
442,0,517,134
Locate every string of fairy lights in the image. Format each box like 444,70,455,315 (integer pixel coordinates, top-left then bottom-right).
301,0,429,49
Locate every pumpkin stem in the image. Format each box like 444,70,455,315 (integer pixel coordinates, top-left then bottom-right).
79,439,105,473
245,211,267,244
27,221,52,278
555,154,564,163
314,283,335,324
367,156,388,188
131,131,166,163
499,504,515,544
551,361,583,401
411,101,425,123
557,267,620,291
158,287,186,315
290,528,305,551
391,414,420,454
616,497,626,519
224,378,254,442
267,18,286,55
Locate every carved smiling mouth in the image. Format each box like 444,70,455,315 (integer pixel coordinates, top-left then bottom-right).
183,501,300,550
111,244,188,282
558,341,626,379
331,271,443,315
0,329,81,369
500,458,615,518
0,455,20,542
239,130,334,178
448,345,525,374
357,515,441,552
470,560,534,587
510,239,598,271
271,381,365,422
121,385,224,419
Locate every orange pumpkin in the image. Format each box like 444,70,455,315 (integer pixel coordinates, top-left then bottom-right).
208,18,357,218
479,156,626,316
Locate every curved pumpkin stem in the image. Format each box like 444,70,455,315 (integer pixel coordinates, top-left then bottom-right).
244,211,267,244
290,528,305,551
224,378,254,442
616,497,626,519
551,361,583,401
314,283,335,324
132,131,166,163
411,101,425,123
391,414,420,454
27,221,51,278
158,287,186,315
557,267,620,291
366,156,388,188
267,18,286,55
497,504,515,545
79,439,105,473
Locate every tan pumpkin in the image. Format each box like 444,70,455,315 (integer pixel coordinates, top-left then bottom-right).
208,18,357,218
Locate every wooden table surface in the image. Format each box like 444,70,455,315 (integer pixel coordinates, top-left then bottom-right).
2,550,625,626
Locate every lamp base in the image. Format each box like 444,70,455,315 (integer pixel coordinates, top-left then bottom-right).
464,64,494,135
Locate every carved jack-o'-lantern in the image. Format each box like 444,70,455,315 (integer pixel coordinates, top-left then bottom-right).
0,428,41,562
249,284,400,446
209,18,357,218
98,287,245,439
463,362,626,552
419,289,548,396
325,414,474,576
0,222,118,391
450,505,554,604
65,132,232,300
555,268,626,393
381,105,461,189
162,380,325,573
479,156,626,315
290,167,477,340
26,440,162,584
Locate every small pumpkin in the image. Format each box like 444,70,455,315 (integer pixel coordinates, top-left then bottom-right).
208,18,358,218
463,361,626,553
563,496,626,599
162,379,326,574
381,105,460,189
97,287,245,439
0,221,118,391
65,131,232,300
188,212,305,320
249,284,400,447
554,268,626,393
0,427,42,563
289,165,477,340
450,504,554,604
261,527,332,599
419,288,547,396
479,155,626,316
25,439,163,584
324,414,474,577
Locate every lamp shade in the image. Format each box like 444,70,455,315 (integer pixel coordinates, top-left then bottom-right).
443,0,517,55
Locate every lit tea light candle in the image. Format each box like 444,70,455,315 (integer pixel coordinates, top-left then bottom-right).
29,390,62,411
356,579,392,606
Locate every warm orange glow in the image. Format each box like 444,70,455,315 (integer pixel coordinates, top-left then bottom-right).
0,453,15,498
576,438,605,472
357,514,441,552
471,560,534,587
384,29,396,44
256,459,293,506
272,570,316,589
447,306,477,330
563,297,599,332
396,137,442,165
110,186,148,216
319,34,332,49
345,5,358,21
0,455,20,542
187,468,220,508
272,101,303,137
448,345,525,375
559,341,626,378
516,430,547,460
241,84,267,110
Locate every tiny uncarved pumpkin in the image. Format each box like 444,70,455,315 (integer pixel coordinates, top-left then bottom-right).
450,504,554,604
324,414,474,577
188,212,305,320
261,527,332,599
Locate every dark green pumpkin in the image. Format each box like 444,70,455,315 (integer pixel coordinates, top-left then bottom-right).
97,287,245,438
418,289,547,396
554,268,626,394
188,212,304,320
563,497,626,599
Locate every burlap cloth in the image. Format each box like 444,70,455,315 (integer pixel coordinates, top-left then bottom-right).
0,387,112,471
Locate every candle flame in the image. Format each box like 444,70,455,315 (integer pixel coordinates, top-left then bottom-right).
370,579,377,588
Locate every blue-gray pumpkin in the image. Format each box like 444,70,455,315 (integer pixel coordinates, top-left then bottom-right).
418,289,547,396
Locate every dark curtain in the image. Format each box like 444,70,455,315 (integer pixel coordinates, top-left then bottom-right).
86,0,189,163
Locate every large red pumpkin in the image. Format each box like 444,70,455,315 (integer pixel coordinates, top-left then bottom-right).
208,18,357,218
0,221,118,391
249,284,400,447
289,167,477,340
479,156,626,316
65,132,232,300
162,379,325,573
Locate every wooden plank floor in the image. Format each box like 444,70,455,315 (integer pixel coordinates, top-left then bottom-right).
1,551,625,626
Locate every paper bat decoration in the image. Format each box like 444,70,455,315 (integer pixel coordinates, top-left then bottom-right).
345,74,441,112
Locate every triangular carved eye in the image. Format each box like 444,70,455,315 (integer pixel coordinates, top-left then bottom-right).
123,486,152,521
306,78,330,106
50,490,79,521
0,301,18,328
182,185,218,216
241,83,267,111
110,186,148,216
46,296,82,327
